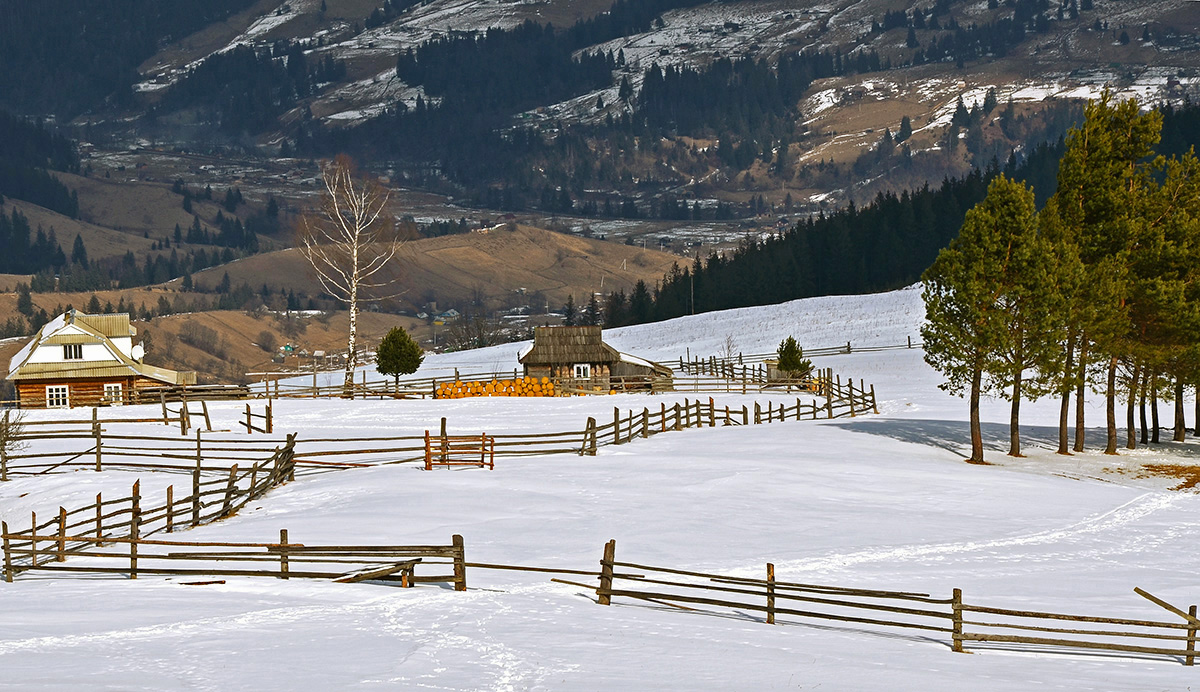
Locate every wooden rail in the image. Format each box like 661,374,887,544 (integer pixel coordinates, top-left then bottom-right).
1,528,466,590
585,540,1200,666
424,431,495,470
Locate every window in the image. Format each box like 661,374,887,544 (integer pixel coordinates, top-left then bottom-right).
573,363,591,379
103,383,124,406
46,385,69,408
62,344,83,360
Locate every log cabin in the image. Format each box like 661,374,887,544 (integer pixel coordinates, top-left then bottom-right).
518,325,671,391
6,310,195,408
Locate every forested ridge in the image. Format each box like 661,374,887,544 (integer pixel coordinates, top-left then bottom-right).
577,102,1200,329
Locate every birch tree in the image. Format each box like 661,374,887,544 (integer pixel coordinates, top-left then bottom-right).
297,156,401,394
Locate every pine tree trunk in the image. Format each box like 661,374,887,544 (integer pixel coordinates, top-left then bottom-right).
1174,379,1186,442
1073,342,1087,453
969,364,984,463
1151,375,1160,444
1057,334,1075,455
1140,375,1148,444
1126,363,1139,450
1009,370,1023,457
1104,356,1118,455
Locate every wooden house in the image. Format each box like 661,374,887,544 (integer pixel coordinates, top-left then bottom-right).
518,326,672,390
6,310,196,408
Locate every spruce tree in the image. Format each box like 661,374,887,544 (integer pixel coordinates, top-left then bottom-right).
376,326,424,388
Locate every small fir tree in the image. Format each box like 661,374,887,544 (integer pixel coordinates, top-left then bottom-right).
776,336,812,376
376,326,424,387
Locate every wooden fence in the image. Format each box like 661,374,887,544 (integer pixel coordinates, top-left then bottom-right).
2,528,465,590
241,401,273,434
1,438,295,578
1,373,877,479
583,540,1200,666
677,337,922,374
425,431,495,470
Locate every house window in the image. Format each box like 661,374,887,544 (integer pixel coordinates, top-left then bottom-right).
63,344,83,360
573,363,591,379
46,385,69,408
103,383,124,406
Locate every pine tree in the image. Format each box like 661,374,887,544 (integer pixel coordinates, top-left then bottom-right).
976,175,1064,457
776,336,812,376
376,326,424,388
897,115,912,142
563,294,577,326
71,234,88,268
921,177,1018,463
583,293,602,326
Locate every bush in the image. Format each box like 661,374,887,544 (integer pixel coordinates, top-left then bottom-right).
257,330,277,353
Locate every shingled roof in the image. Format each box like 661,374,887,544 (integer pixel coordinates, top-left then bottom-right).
518,326,621,366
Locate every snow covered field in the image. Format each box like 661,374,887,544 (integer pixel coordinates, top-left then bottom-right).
4,286,1200,690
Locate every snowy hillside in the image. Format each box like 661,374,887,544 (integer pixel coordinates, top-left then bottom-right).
4,286,1200,690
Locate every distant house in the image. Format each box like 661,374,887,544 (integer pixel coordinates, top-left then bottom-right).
6,310,196,408
518,326,672,390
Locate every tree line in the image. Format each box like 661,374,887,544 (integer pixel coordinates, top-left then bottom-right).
923,92,1200,462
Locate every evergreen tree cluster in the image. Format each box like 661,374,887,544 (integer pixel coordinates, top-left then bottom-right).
0,0,258,117
922,93,1200,462
157,42,343,134
0,110,80,217
0,208,68,274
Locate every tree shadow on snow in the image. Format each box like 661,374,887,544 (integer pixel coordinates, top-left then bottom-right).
823,417,1200,462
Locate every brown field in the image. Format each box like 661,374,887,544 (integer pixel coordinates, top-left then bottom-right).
190,223,681,311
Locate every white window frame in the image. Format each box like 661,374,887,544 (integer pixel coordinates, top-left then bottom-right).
46,385,70,409
103,383,124,406
63,343,83,360
573,363,591,379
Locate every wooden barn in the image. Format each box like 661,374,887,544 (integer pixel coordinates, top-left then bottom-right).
518,326,672,390
6,310,195,408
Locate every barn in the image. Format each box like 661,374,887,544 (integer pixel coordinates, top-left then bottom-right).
6,310,196,408
518,326,672,390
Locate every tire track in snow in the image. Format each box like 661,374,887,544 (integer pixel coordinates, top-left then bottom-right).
773,491,1183,574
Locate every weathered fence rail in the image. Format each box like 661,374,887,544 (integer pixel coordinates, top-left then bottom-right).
585,540,1200,666
2,527,465,590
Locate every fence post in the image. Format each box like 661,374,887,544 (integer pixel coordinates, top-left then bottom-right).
660,403,666,432
642,408,650,438
29,511,37,568
55,506,68,561
266,399,273,434
160,393,168,425
871,384,879,414
166,485,174,533
598,539,616,605
0,411,7,481
754,402,761,425
95,492,103,546
200,400,212,431
244,404,252,433
708,398,716,427
280,528,289,579
93,408,102,471
1,521,11,582
452,534,467,591
440,417,448,464
907,335,912,349
845,341,851,354
614,407,621,444
193,430,202,526
130,480,140,580
767,563,776,625
952,588,963,652
1188,604,1197,666
221,465,239,517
